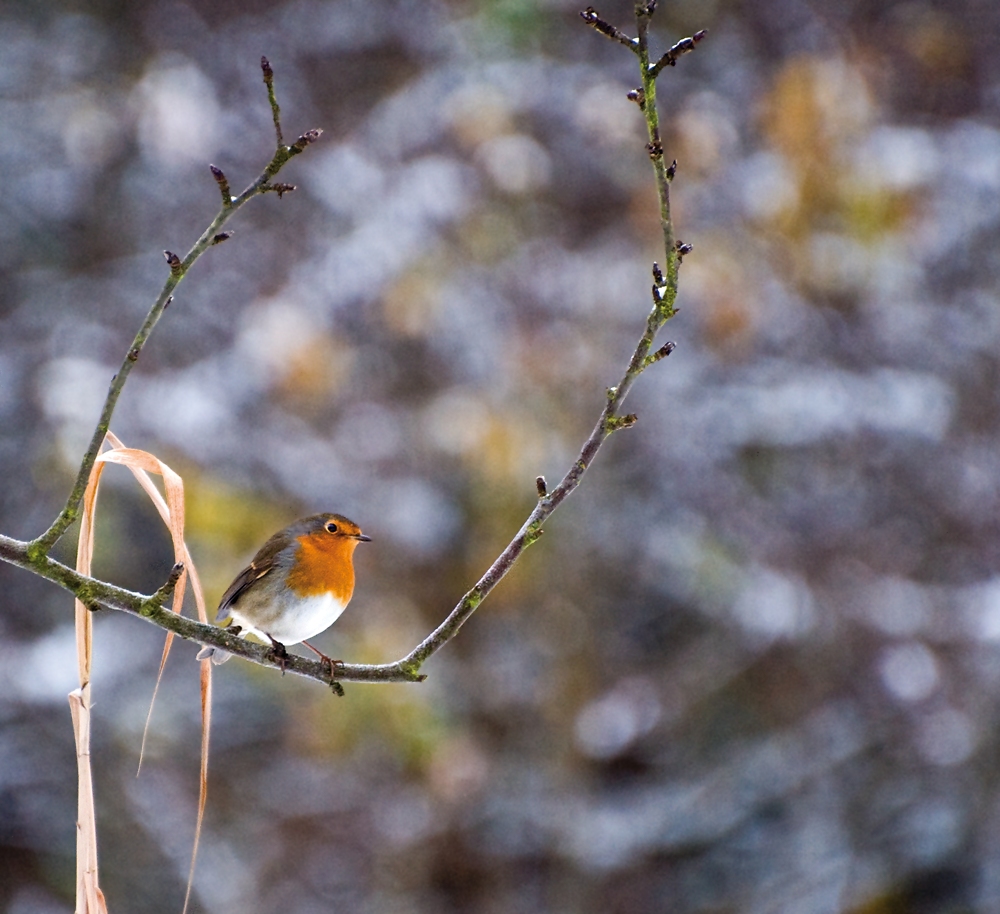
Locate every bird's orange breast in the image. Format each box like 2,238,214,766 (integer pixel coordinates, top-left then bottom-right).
284,532,358,604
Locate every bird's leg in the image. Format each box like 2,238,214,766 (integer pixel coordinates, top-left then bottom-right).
267,636,290,674
302,639,343,680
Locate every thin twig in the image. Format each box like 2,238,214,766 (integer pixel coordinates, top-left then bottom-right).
29,60,321,558
635,4,680,317
649,29,708,78
580,7,638,52
261,56,283,147
384,2,694,680
147,562,186,611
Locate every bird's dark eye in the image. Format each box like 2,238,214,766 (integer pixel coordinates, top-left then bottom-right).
325,521,338,534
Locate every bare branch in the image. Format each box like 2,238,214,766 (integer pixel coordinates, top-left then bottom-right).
634,7,681,318
0,532,418,685
29,59,323,557
381,0,700,679
580,7,639,52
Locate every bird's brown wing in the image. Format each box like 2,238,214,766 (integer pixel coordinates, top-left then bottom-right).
214,530,289,622
214,563,271,622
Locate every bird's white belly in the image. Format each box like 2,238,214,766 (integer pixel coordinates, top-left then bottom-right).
232,592,347,645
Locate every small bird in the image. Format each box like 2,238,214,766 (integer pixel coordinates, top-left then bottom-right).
198,513,370,668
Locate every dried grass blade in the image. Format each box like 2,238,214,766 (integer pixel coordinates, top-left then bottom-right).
71,444,108,914
94,436,191,770
95,434,213,913
69,687,108,914
181,657,213,914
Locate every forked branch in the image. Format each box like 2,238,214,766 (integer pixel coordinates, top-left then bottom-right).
0,9,706,689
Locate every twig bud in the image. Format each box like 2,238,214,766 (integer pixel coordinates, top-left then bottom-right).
211,232,233,245
266,182,297,198
627,88,646,110
645,341,676,367
666,159,677,181
163,251,183,276
209,164,232,206
289,128,324,155
606,413,638,432
525,527,545,546
536,476,548,498
261,56,274,86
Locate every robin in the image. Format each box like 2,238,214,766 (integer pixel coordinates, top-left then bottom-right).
197,513,371,668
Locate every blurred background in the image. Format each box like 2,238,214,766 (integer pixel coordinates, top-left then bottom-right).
1,0,999,911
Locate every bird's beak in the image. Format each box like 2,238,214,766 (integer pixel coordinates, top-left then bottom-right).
355,533,372,542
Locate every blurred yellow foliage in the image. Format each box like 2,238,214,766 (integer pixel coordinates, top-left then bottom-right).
754,55,920,305
182,471,292,600
760,56,874,238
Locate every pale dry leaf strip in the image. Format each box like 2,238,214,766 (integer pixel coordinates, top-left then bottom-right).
73,432,211,914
